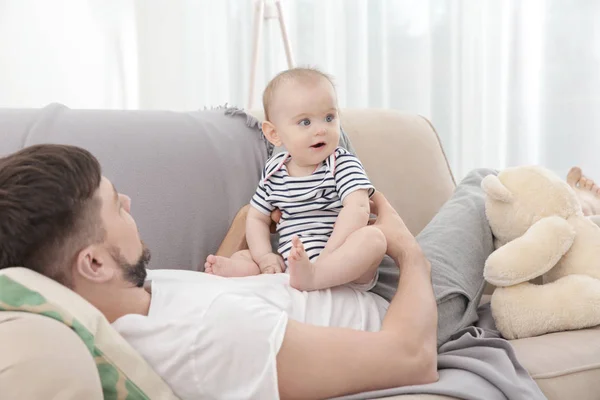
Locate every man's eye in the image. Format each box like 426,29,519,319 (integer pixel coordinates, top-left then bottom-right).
298,118,311,127
325,114,335,122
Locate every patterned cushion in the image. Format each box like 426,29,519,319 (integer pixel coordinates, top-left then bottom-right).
0,267,179,400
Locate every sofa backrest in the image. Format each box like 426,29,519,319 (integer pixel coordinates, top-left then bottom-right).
342,109,456,235
0,104,455,271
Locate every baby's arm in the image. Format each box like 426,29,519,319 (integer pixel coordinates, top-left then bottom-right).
322,189,370,256
247,207,285,273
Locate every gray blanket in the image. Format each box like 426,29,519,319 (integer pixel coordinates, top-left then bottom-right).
343,169,547,400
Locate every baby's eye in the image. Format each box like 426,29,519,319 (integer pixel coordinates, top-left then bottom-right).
325,114,335,122
298,118,311,127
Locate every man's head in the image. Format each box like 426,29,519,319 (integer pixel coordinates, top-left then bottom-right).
0,144,149,292
262,67,341,168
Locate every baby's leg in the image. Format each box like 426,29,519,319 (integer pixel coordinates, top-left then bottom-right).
288,226,386,291
205,250,260,277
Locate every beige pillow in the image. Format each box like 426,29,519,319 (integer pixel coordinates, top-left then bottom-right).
0,267,179,400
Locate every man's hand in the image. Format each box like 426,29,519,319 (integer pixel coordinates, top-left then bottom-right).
257,252,285,274
270,208,282,233
368,192,420,263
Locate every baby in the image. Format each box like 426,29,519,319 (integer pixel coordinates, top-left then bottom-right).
205,67,386,291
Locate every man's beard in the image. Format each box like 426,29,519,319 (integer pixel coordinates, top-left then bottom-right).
110,243,151,288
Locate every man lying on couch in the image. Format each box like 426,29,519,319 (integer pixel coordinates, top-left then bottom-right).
0,144,438,399
2,144,599,399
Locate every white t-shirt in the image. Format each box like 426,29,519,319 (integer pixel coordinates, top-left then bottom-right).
112,269,389,400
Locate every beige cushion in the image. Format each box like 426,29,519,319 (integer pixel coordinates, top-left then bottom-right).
481,256,600,398
0,311,103,400
340,109,456,235
481,293,600,400
0,267,179,400
511,326,600,400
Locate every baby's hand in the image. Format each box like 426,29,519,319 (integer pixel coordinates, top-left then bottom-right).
257,253,286,274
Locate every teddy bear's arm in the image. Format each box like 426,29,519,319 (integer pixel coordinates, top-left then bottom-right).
484,216,576,287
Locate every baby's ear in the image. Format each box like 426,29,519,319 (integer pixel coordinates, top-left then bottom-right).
481,175,513,203
262,121,282,147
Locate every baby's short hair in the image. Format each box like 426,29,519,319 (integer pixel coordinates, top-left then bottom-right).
262,67,335,121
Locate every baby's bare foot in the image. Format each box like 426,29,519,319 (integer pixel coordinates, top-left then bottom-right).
567,167,600,216
288,236,317,290
204,254,259,277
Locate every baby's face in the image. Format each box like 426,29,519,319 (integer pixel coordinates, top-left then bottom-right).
269,78,340,167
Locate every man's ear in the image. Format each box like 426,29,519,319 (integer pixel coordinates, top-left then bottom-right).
73,245,114,284
262,121,282,147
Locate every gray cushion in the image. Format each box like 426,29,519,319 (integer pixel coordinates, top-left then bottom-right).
0,104,269,271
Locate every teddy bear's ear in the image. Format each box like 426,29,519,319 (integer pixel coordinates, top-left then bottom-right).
481,175,513,203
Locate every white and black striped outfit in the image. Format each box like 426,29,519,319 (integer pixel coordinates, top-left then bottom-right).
251,147,375,265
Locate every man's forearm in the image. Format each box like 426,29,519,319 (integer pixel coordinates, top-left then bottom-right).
383,244,438,350
277,244,438,400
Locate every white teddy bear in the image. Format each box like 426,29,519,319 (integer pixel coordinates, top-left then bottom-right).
481,165,600,340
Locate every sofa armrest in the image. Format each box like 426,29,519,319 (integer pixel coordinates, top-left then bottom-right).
0,312,102,400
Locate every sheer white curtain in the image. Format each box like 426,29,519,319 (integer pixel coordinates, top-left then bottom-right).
1,0,599,179
0,0,138,108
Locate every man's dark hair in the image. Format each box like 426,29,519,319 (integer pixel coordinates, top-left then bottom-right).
0,144,105,286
